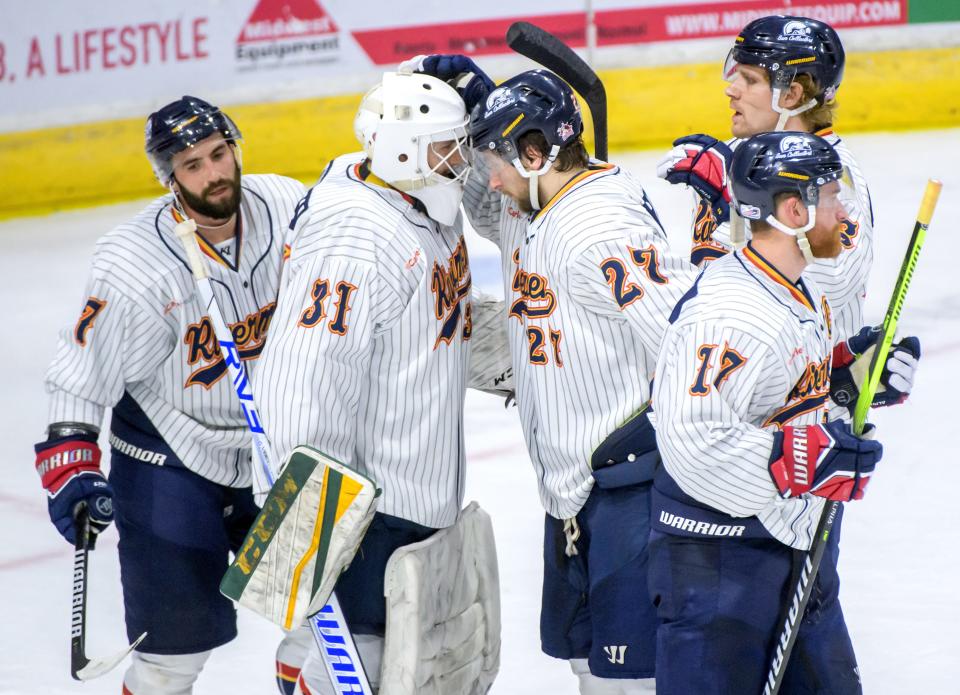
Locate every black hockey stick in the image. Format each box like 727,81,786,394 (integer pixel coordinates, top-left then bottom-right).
763,179,942,695
506,21,608,161
70,507,145,680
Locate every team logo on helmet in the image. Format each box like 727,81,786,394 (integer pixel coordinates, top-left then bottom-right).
777,135,814,159
484,87,516,117
557,121,575,141
779,20,813,43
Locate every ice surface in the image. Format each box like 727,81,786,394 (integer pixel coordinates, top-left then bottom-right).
1,129,958,693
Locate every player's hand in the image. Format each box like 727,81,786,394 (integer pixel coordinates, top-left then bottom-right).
657,134,732,224
830,326,921,415
35,429,114,544
399,54,494,112
768,421,882,502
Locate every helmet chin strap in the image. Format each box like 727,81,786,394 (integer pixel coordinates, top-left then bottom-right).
765,205,817,264
512,145,561,211
771,87,819,131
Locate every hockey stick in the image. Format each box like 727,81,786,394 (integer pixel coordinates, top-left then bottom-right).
174,220,373,694
763,179,942,695
70,507,146,680
506,21,608,161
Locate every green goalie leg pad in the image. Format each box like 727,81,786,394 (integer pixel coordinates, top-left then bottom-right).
221,445,379,630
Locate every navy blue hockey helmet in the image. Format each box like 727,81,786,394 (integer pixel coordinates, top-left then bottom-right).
725,16,845,103
145,96,242,184
469,70,583,169
729,131,843,224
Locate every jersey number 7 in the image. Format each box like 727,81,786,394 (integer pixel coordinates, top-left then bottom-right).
689,342,747,396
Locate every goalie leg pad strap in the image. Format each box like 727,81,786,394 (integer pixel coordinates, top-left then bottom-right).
221,446,379,630
380,501,501,695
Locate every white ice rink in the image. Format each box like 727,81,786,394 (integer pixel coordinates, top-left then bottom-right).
2,129,959,694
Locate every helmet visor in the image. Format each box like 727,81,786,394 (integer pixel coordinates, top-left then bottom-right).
722,47,796,90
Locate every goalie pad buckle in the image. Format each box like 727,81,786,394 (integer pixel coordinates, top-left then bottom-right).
221,446,379,630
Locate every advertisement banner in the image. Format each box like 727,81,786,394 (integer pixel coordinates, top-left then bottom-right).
0,0,918,131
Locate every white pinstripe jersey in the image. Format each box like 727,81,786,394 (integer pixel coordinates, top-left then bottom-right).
45,174,307,487
690,131,873,342
464,164,698,519
652,245,834,549
254,154,471,529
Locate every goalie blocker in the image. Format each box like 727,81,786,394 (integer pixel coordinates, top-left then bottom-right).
221,446,380,631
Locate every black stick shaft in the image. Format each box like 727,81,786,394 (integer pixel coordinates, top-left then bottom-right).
506,21,608,161
70,509,91,680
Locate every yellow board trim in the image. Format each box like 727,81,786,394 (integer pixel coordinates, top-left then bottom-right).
2,46,958,220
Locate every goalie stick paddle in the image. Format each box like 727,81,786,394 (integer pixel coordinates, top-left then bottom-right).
763,179,943,695
70,508,146,680
506,21,608,161
173,219,373,695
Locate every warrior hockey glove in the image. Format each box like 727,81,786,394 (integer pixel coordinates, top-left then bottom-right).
35,424,114,545
768,420,882,502
399,54,494,112
657,134,733,223
830,325,921,415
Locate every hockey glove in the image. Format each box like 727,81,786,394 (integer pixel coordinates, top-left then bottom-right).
657,134,733,224
399,54,494,112
768,420,882,502
830,325,921,415
35,424,114,545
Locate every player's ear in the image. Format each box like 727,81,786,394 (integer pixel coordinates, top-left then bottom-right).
780,81,805,109
522,143,544,170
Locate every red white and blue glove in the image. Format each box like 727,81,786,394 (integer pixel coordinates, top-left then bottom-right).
769,420,882,502
657,134,733,224
830,326,921,416
398,54,495,112
35,424,114,545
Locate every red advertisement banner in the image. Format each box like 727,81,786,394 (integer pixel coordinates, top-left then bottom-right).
352,0,907,65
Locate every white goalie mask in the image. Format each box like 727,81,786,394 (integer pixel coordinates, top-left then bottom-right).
354,72,471,226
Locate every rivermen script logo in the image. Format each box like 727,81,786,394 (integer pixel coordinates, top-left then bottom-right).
431,238,472,349
235,0,339,71
184,303,276,388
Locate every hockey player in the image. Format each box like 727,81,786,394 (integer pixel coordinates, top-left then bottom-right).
650,131,886,693
34,96,308,693
410,56,698,693
254,70,498,695
658,15,872,343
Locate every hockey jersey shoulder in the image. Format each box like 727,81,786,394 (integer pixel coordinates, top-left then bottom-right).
675,251,813,346
239,173,307,213
291,153,426,267
89,197,187,293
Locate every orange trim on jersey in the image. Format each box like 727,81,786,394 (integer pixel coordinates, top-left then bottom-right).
170,207,234,269
353,161,418,207
742,245,815,312
814,127,834,138
533,164,615,222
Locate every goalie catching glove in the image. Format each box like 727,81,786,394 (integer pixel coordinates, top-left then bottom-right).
830,325,921,415
221,446,379,630
768,420,882,502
